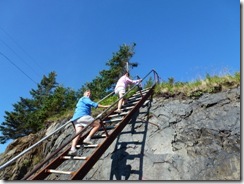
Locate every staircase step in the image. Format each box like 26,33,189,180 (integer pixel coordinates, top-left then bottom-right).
61,156,87,160
98,126,115,131
108,112,128,118
135,89,149,95
126,97,141,103
128,95,142,100
47,169,74,175
131,93,144,98
103,118,123,123
76,143,99,148
122,101,137,107
122,106,134,111
84,144,99,148
91,134,107,139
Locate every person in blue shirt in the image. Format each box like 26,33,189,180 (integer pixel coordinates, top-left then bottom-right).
68,89,110,156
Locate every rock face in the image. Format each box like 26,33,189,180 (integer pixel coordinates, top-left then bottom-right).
0,87,240,180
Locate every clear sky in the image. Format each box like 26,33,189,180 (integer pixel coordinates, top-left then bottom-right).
0,0,240,154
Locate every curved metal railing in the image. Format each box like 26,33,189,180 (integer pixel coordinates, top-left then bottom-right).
0,69,159,172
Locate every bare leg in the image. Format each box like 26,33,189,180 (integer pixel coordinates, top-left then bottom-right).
83,120,101,144
117,98,124,111
71,126,83,150
88,120,101,137
117,91,125,111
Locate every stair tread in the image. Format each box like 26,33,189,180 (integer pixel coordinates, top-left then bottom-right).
62,156,87,160
47,169,74,175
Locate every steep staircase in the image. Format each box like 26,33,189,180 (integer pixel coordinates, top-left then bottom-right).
0,69,159,180
23,85,155,180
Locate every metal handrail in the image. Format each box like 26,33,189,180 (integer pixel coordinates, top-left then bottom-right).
0,69,159,171
0,120,71,170
0,95,117,171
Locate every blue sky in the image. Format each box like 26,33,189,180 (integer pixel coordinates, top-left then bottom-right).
0,0,240,154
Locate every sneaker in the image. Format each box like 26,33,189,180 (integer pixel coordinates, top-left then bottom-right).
83,138,93,145
114,109,122,113
68,149,77,156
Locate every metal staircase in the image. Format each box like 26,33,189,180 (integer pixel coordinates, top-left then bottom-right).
26,86,154,180
0,69,160,180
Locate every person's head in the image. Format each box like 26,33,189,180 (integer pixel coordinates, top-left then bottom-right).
125,72,130,77
83,89,91,97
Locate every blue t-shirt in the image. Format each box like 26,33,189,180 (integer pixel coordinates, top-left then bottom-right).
71,96,98,121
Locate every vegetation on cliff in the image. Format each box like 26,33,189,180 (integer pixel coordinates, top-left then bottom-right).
154,71,240,98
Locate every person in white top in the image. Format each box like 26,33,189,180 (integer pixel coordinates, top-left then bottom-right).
114,72,142,113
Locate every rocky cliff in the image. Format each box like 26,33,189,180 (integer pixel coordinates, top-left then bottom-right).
0,86,240,180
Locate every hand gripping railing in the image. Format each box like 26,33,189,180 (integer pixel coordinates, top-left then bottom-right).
0,69,160,173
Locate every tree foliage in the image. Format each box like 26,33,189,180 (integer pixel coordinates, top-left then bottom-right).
0,72,76,144
78,43,137,100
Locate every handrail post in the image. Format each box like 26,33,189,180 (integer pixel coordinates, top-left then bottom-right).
136,75,143,97
153,69,160,84
99,118,109,137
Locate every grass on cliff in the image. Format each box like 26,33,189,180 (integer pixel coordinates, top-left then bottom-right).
154,71,240,98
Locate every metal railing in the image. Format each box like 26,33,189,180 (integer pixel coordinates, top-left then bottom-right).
0,69,159,171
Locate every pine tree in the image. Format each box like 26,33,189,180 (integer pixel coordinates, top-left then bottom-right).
79,43,138,100
0,72,77,144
